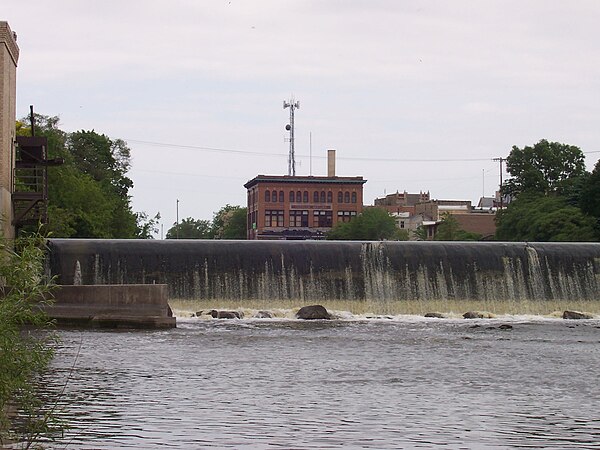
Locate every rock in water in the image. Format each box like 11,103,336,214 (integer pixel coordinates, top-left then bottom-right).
563,310,593,320
209,310,243,319
296,305,331,320
424,312,446,318
254,310,273,319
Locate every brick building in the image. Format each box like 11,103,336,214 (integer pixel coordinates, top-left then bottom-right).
374,190,430,215
244,150,366,240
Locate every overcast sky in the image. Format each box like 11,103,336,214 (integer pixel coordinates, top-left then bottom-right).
5,1,600,236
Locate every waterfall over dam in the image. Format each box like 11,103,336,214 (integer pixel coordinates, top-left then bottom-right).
46,239,600,312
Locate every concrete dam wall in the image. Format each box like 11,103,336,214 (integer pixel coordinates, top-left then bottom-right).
46,239,600,304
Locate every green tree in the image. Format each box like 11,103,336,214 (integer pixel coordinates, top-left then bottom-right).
212,205,247,239
16,114,147,238
495,193,597,241
434,213,482,241
166,217,213,239
327,207,401,240
503,139,587,197
580,159,600,218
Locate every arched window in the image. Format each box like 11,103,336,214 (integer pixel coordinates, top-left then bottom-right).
303,191,309,203
327,191,332,203
351,192,357,204
265,190,270,202
289,191,295,202
297,191,302,203
320,191,326,203
344,192,350,203
313,191,319,203
272,190,278,202
338,192,343,203
279,191,284,203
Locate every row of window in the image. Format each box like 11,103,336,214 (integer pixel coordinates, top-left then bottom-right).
264,190,358,204
263,210,357,228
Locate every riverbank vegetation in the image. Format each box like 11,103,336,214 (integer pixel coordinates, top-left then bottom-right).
165,205,247,239
16,114,159,239
0,232,60,447
496,140,600,241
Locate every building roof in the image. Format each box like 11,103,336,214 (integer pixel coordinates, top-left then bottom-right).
244,175,367,189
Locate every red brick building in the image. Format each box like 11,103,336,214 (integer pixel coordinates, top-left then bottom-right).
244,151,366,239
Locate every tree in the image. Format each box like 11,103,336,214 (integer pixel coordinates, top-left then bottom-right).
16,114,147,238
434,213,482,241
166,217,213,239
503,139,587,197
327,207,402,240
495,193,597,241
212,205,247,239
580,159,600,218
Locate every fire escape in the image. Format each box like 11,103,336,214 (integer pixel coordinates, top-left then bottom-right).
11,108,63,230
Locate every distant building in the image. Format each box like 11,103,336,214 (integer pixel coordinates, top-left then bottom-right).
374,190,430,215
244,150,366,240
415,199,496,240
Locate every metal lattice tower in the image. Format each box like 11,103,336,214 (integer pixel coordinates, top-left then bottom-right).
283,98,300,176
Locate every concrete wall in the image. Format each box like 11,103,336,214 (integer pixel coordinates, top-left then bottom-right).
0,22,19,239
44,284,176,328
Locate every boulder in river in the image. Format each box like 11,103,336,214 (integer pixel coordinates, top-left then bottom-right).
208,310,243,319
424,312,446,319
563,310,593,320
296,305,331,320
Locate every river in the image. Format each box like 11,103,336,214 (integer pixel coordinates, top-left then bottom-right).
41,311,600,449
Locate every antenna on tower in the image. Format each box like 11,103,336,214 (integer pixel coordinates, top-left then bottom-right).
283,98,300,176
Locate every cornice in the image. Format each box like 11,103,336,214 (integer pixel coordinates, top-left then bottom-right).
0,22,20,66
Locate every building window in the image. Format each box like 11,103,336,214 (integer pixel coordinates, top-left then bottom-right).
344,192,350,203
400,221,405,229
265,210,284,227
279,191,284,203
297,191,302,203
313,210,333,227
303,191,309,203
272,190,277,202
351,192,357,204
289,191,295,202
265,190,271,202
320,191,326,203
337,211,356,223
338,191,343,203
313,191,319,203
290,210,309,227
327,191,332,203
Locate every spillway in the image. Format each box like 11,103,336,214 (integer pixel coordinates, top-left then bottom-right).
46,240,600,309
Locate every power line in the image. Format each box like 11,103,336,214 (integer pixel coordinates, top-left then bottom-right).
123,138,496,163
122,138,600,163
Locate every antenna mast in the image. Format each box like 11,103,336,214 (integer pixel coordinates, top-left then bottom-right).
283,98,300,176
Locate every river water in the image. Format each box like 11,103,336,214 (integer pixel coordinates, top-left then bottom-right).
43,312,600,449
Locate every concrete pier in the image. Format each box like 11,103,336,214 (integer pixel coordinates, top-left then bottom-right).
43,284,176,329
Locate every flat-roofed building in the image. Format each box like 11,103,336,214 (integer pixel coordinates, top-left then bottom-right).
244,150,366,240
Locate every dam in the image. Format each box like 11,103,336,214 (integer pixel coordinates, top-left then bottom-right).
46,239,600,314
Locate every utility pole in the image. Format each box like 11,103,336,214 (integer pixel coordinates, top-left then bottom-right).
492,157,505,209
176,199,179,239
283,98,300,176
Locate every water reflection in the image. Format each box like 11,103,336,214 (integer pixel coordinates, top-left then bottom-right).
42,318,600,449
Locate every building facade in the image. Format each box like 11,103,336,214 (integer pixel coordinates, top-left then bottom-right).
245,151,366,239
0,22,19,239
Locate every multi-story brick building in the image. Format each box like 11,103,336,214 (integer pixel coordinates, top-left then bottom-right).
244,150,366,239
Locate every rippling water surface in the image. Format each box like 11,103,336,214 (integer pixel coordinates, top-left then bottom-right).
44,316,600,449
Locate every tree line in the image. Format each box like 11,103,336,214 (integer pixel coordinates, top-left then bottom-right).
17,115,600,242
